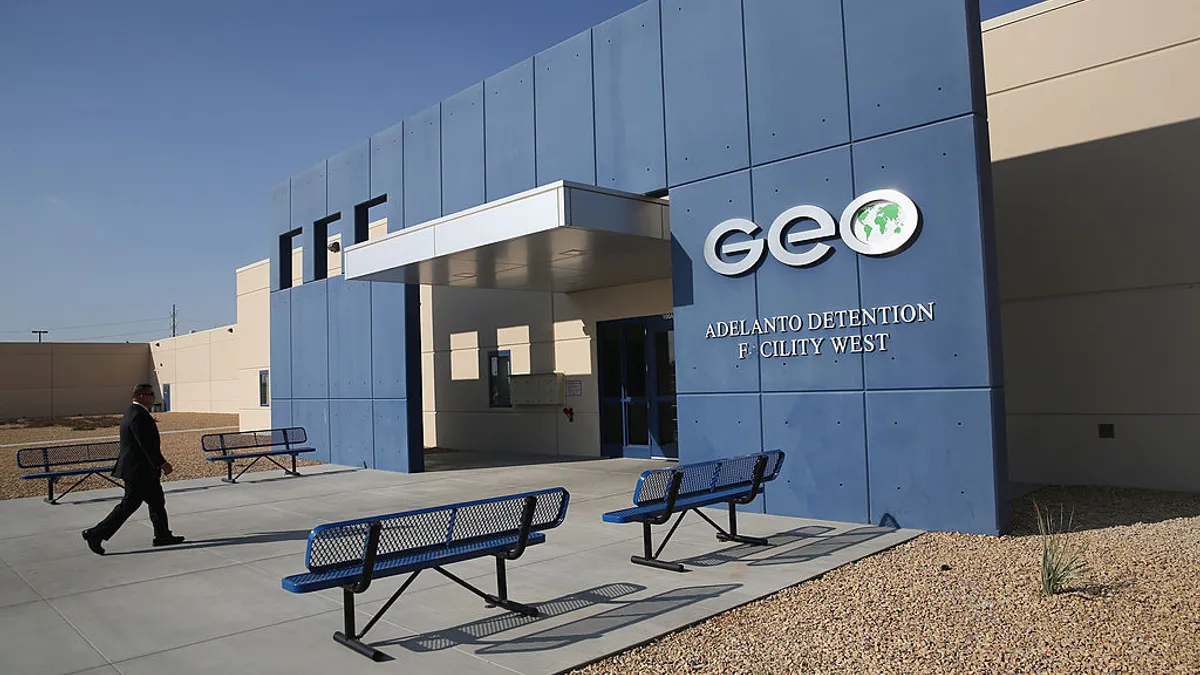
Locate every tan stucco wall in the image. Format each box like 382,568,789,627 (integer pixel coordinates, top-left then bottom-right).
424,278,672,457
983,0,1200,490
151,324,238,414
235,260,272,431
0,342,153,419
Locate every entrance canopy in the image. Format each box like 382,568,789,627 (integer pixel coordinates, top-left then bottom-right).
343,181,671,293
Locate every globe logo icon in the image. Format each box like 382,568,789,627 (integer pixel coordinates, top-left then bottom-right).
853,200,904,243
838,189,920,256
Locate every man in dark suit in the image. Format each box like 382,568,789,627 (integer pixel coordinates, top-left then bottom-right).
82,384,185,555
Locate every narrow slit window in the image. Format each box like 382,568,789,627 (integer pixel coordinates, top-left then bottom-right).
259,370,270,407
489,351,512,408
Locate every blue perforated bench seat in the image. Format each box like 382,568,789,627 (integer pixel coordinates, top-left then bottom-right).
200,427,313,483
204,447,314,462
602,486,753,524
21,465,116,481
17,441,123,504
279,487,570,661
602,450,785,572
283,532,546,593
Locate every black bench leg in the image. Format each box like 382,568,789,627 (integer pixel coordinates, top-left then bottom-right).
708,503,770,547
45,477,57,505
631,519,687,573
221,459,234,484
480,556,539,617
435,564,540,618
332,588,388,662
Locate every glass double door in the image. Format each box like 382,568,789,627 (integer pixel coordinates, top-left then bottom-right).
598,315,677,460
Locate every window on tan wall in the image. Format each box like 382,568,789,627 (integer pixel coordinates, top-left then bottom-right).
259,370,270,407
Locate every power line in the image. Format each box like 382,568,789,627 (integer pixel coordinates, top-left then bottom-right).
0,316,166,335
59,328,173,343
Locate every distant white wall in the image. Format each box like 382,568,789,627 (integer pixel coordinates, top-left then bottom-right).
151,325,239,414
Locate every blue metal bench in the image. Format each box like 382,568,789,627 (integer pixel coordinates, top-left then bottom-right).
282,487,571,661
17,441,123,504
200,427,314,483
602,450,785,572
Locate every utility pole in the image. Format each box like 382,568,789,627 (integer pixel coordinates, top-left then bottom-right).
171,305,177,337
32,330,48,343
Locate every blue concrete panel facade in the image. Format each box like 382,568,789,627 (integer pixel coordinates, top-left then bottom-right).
371,122,404,232
750,147,861,392
326,277,372,399
854,116,997,390
267,0,1004,535
761,392,868,523
676,393,763,468
866,389,1005,533
292,400,331,464
535,30,596,187
743,0,849,165
373,399,420,473
659,0,1002,534
330,399,374,469
441,83,486,215
370,283,415,400
403,105,441,227
269,289,292,400
843,0,983,140
269,180,291,292
290,161,328,283
661,0,750,187
289,281,329,400
270,399,291,431
593,1,667,194
485,59,537,201
670,171,759,395
327,141,370,243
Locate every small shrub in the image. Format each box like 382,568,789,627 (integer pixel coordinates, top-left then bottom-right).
1034,500,1088,596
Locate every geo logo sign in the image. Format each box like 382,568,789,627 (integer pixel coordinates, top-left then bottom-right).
703,189,920,276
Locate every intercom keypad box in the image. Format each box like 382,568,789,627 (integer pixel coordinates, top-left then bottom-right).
510,373,565,406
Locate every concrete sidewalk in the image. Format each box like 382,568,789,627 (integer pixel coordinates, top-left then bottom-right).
0,456,919,675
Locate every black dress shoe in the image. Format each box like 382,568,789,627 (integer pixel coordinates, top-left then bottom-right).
152,534,185,547
82,530,105,556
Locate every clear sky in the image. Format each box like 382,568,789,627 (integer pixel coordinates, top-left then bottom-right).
0,0,1037,343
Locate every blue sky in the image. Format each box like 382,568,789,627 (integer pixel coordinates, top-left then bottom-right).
0,0,1035,343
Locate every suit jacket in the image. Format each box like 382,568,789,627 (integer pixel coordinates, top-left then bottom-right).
113,403,166,481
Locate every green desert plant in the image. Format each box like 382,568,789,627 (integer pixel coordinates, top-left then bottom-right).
1034,500,1088,596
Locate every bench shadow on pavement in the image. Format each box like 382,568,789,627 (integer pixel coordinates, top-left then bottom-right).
377,583,740,655
673,525,836,569
106,529,312,555
744,526,895,567
61,467,362,505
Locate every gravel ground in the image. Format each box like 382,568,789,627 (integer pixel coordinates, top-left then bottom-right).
574,486,1200,675
1,412,318,500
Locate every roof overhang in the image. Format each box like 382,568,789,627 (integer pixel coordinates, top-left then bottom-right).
343,181,671,293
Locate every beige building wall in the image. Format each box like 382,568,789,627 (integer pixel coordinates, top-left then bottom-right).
983,0,1200,490
0,343,153,419
425,278,671,457
150,324,238,414
235,260,272,431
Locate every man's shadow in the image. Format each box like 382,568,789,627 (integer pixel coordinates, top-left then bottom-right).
106,529,311,555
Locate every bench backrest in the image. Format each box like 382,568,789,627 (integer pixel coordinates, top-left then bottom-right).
631,450,785,506
200,427,307,454
305,487,570,574
16,441,121,471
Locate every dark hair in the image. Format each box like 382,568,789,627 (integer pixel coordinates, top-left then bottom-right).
133,384,155,397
